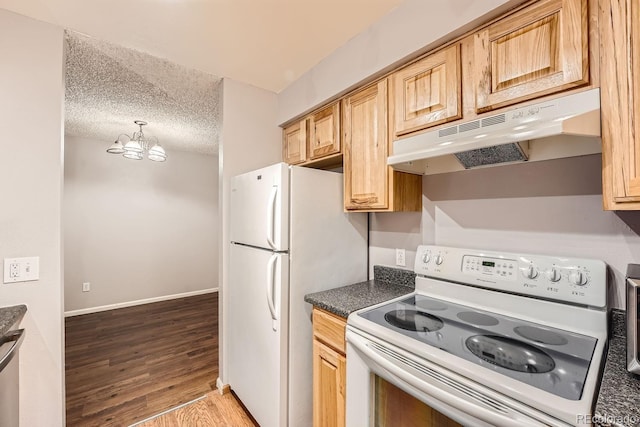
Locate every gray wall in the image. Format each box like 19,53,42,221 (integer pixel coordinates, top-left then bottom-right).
277,0,526,123
275,0,640,311
370,155,640,309
64,136,219,313
0,9,65,426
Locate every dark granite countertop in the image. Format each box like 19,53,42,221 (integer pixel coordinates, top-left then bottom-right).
0,305,26,336
304,265,415,318
594,310,640,427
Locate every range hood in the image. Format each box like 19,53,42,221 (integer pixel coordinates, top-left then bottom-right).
388,88,601,175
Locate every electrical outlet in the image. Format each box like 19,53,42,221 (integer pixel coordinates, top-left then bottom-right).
395,248,406,267
9,263,19,279
4,257,39,283
82,282,91,292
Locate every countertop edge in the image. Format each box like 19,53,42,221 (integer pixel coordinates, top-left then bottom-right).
0,304,27,336
304,266,416,319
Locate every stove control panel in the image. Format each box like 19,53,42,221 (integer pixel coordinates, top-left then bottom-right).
415,245,607,308
462,255,518,281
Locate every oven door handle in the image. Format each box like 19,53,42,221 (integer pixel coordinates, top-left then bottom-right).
628,279,640,373
347,331,549,427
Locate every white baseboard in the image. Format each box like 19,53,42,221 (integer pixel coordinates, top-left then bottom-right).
64,288,218,317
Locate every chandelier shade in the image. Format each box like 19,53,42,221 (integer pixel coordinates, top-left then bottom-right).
148,144,167,162
107,120,167,162
106,134,127,154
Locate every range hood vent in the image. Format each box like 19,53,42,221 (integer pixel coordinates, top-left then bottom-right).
388,89,601,175
455,143,528,169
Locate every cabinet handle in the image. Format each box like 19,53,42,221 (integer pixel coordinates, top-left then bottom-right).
350,196,378,205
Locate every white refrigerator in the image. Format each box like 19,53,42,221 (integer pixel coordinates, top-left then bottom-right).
228,163,367,427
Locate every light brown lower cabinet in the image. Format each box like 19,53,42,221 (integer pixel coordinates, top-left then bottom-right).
312,307,462,427
313,308,347,427
313,339,346,427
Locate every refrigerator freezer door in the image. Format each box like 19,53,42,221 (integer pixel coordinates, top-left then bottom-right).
230,163,289,251
228,243,289,427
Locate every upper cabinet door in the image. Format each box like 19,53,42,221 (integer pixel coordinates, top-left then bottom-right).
627,0,640,198
309,103,340,160
283,119,308,165
343,80,389,210
391,44,462,138
473,0,589,113
600,0,640,207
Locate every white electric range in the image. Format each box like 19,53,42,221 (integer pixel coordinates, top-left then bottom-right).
346,245,608,427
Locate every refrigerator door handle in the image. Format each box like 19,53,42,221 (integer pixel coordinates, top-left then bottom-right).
266,253,278,331
266,186,278,250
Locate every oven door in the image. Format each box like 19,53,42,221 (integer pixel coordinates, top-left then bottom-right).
346,328,573,427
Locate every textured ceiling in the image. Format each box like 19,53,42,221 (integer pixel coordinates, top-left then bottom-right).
65,31,221,155
0,0,404,92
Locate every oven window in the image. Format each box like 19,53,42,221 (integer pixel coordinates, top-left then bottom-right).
373,376,461,427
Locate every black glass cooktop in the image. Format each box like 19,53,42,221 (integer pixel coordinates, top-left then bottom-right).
358,295,597,400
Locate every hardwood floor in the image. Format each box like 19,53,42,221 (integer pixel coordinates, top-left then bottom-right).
134,391,257,427
65,293,221,426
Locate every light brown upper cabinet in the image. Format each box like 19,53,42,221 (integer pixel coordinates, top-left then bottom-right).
343,80,422,212
309,103,341,160
343,81,389,210
282,102,341,167
283,119,308,165
600,0,640,209
390,44,462,138
473,0,589,113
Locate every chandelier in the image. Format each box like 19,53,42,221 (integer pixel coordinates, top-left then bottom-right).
106,120,167,162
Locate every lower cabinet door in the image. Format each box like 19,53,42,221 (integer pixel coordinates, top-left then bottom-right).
313,339,346,427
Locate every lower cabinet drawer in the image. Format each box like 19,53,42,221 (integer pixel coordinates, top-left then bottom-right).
312,308,346,354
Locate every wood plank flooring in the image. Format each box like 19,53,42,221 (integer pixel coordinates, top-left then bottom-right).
134,391,257,427
65,293,221,426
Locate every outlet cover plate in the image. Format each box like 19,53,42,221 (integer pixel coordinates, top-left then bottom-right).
4,257,39,283
395,249,406,267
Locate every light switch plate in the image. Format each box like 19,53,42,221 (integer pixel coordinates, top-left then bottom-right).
4,257,39,283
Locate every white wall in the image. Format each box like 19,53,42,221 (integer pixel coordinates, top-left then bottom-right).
0,9,65,426
277,0,525,123
218,79,282,386
63,136,218,313
369,155,640,310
